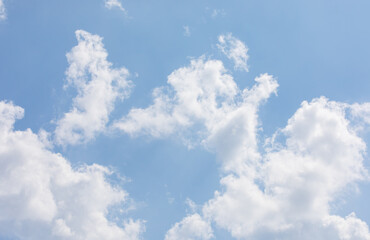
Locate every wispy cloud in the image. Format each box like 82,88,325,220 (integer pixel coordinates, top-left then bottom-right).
105,0,127,14
211,9,226,18
217,33,249,72
0,0,6,20
183,25,191,37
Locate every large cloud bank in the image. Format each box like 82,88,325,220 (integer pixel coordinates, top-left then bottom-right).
217,33,249,72
0,30,144,240
115,34,370,239
0,101,144,240
1,28,370,240
105,0,126,13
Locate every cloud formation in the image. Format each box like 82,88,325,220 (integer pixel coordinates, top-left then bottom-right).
113,35,370,239
217,33,249,72
2,21,369,238
165,214,213,240
0,0,6,20
105,0,126,14
114,56,264,148
54,30,132,146
0,101,145,240
202,97,370,239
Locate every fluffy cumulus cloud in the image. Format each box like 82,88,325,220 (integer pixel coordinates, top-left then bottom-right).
54,30,132,146
217,33,249,72
0,0,5,20
105,0,126,13
3,24,368,239
165,214,213,240
114,56,273,151
114,56,239,139
114,35,370,239
203,97,370,239
0,101,145,240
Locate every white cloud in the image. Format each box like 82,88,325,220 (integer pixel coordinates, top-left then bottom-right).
0,0,6,20
54,29,368,239
324,213,370,240
161,96,370,240
54,30,132,146
217,33,249,72
185,198,198,214
202,97,370,239
165,214,213,240
183,26,191,37
0,101,145,240
114,56,274,151
114,39,370,238
204,73,278,173
114,56,238,139
105,0,126,14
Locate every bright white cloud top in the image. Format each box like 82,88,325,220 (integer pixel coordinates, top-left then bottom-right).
165,214,213,240
54,30,132,146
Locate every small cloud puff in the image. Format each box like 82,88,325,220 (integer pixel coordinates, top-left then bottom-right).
105,0,127,14
0,101,145,240
165,214,213,240
183,25,191,37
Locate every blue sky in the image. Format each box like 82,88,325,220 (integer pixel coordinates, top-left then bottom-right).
1,1,370,239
